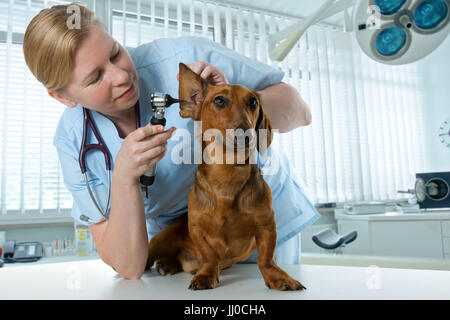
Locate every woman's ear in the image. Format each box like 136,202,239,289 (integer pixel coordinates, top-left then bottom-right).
48,90,78,108
254,92,273,155
178,63,209,120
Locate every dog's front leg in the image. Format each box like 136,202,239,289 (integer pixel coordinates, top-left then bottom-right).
188,225,220,290
255,223,306,291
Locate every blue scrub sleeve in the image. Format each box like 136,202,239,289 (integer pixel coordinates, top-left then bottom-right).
54,135,110,226
187,37,285,90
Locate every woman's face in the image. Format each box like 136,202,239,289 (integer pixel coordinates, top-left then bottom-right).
50,24,139,119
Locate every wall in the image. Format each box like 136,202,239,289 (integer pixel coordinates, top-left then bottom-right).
416,35,450,173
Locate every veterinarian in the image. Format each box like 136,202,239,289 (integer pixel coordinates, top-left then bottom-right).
23,3,320,279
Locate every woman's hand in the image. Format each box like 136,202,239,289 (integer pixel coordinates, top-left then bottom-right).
177,61,228,85
114,124,176,186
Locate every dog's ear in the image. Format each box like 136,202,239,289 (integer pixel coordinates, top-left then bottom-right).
254,93,273,155
178,63,208,120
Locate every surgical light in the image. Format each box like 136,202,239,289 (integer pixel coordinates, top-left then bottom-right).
268,0,450,65
414,0,448,29
375,26,407,56
375,0,406,15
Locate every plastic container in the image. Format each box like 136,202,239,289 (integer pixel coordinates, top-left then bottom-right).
74,224,92,257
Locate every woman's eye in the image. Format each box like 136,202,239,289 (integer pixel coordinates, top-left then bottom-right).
89,73,100,85
213,96,228,108
111,49,120,61
90,72,102,85
88,48,120,86
248,97,258,109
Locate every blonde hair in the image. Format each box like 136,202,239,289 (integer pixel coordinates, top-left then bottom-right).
23,2,106,92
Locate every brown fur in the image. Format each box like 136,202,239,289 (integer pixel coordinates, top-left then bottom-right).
146,63,305,291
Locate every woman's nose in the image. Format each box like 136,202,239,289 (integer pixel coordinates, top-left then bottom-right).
110,63,131,86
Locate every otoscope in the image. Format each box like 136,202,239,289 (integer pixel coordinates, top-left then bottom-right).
140,92,185,198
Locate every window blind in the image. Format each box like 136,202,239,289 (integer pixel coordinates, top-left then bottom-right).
0,0,73,220
0,0,426,221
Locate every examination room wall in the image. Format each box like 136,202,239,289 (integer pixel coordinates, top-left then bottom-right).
417,35,450,173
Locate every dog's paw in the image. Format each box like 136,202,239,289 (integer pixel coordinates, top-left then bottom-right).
188,274,219,290
265,277,306,291
155,259,182,276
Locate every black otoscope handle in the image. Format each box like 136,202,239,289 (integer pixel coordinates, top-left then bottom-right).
139,116,166,188
150,117,166,127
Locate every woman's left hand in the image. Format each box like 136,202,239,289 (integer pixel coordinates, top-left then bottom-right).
176,61,228,85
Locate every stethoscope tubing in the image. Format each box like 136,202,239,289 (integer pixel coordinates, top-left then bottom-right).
83,170,111,222
78,103,141,224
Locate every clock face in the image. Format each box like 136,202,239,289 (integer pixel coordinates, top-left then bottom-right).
439,117,450,148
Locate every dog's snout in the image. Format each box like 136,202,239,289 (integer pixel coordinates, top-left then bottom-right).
233,123,255,148
236,122,252,132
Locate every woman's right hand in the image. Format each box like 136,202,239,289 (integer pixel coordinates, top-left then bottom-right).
114,123,176,186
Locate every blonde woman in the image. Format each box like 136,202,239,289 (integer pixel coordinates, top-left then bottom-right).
23,2,319,279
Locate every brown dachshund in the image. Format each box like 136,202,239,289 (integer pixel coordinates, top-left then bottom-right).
146,63,305,291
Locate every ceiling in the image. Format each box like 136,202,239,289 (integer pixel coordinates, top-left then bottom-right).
220,0,345,26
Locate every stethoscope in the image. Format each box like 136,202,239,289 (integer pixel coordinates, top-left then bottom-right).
78,101,141,224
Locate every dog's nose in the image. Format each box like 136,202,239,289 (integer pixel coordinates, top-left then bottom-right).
236,122,251,132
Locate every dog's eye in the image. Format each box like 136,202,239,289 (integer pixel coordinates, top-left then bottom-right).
248,97,258,110
213,96,228,108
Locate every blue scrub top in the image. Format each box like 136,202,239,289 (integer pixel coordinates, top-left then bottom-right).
53,36,320,247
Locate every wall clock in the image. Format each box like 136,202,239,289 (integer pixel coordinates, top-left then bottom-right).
439,117,450,148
